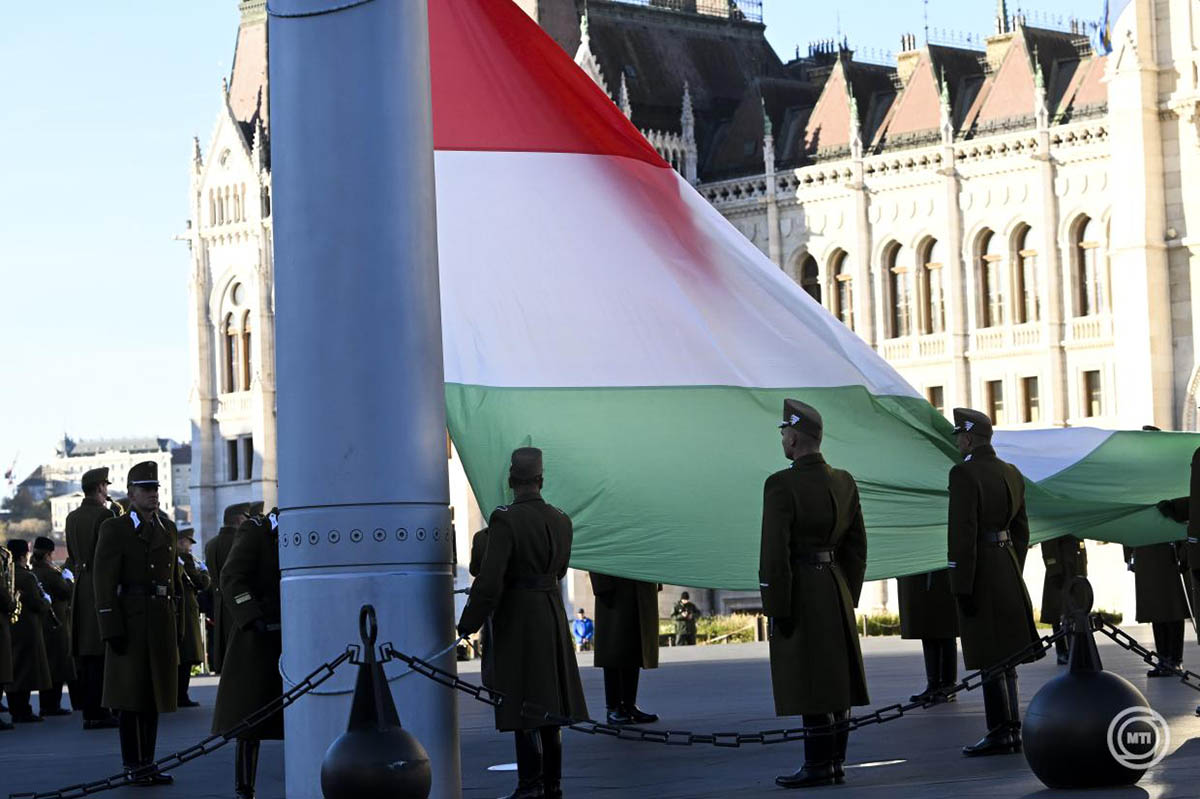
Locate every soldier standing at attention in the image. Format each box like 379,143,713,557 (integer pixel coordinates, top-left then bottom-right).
671,591,700,646
65,467,119,729
6,539,53,723
211,508,282,799
203,502,251,675
174,529,210,707
1122,541,1190,673
947,408,1042,757
0,545,14,731
93,461,179,785
1040,535,1088,665
897,567,959,704
457,448,587,799
30,537,75,717
589,571,661,725
760,400,869,789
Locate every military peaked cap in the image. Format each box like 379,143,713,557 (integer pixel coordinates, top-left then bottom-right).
510,447,543,481
81,467,110,492
6,539,28,556
32,536,55,553
127,460,159,488
222,502,251,527
779,398,823,439
952,407,994,438
177,528,196,543
248,501,265,516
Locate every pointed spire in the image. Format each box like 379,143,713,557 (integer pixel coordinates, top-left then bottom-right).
939,68,954,145
849,92,863,160
680,81,697,184
1032,46,1049,128
252,119,266,170
192,136,203,173
681,81,694,134
761,97,773,138
996,0,1009,34
618,73,632,119
580,0,589,43
221,76,229,97
1033,44,1044,90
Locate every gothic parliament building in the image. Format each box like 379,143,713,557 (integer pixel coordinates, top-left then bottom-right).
185,0,1200,615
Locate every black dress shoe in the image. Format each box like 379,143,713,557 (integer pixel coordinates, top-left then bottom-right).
627,706,658,724
962,727,1016,757
775,762,837,789
543,780,562,799
11,713,44,723
178,698,200,708
144,770,174,786
1148,663,1175,677
84,716,121,730
41,707,72,717
498,780,543,799
606,708,633,725
909,686,935,703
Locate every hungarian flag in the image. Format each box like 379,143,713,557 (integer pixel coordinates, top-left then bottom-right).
428,0,1191,589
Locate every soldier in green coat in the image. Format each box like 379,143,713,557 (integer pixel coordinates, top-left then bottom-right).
203,502,251,674
1040,535,1087,664
64,467,119,729
457,449,587,799
6,539,52,723
897,568,958,704
174,529,210,707
212,508,281,799
1122,542,1190,674
93,461,178,785
760,399,868,789
670,591,700,646
30,536,75,717
947,408,1042,758
590,572,660,725
0,546,14,730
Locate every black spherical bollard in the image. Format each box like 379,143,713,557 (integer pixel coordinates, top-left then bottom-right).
1023,578,1166,789
321,605,432,799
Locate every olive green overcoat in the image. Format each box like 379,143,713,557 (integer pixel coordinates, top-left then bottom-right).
1123,542,1191,623
32,559,76,684
759,453,869,716
898,569,958,639
65,497,115,658
175,551,211,666
458,498,588,731
1040,535,1087,622
0,561,14,685
203,526,238,673
947,445,1043,670
212,514,283,739
11,565,52,692
590,574,660,670
94,509,179,713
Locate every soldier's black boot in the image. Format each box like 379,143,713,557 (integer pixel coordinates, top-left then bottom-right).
602,668,632,725
1004,669,1022,753
137,711,173,785
962,677,1015,757
539,726,563,799
501,730,544,799
776,714,837,788
937,637,958,702
235,738,260,798
910,639,941,703
831,709,849,784
1053,621,1069,665
621,668,658,724
120,711,152,786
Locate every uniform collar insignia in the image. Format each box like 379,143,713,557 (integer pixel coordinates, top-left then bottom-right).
964,420,975,431
130,510,142,529
964,453,973,462
269,512,278,531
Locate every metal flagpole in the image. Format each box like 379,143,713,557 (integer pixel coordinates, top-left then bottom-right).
268,1,461,796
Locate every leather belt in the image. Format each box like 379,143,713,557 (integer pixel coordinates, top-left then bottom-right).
506,575,559,592
793,550,835,566
117,583,171,598
984,530,1011,544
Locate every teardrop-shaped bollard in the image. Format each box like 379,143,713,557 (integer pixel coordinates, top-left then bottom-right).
320,605,433,798
1023,577,1166,788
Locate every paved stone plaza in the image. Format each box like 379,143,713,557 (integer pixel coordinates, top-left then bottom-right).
4,624,1200,798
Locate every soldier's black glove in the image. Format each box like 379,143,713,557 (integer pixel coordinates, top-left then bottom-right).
771,617,794,639
106,635,128,655
955,593,977,617
455,621,474,639
1157,500,1181,521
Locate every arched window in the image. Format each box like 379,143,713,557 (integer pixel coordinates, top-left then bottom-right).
209,190,216,227
799,255,821,303
240,184,247,221
884,243,910,338
223,313,239,393
1013,224,1039,323
217,190,225,225
919,238,945,334
978,230,1004,328
830,250,853,330
1075,216,1106,317
233,188,241,222
240,311,253,391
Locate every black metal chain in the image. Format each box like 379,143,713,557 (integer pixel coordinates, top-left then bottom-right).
1095,619,1200,693
383,626,1066,746
8,647,358,799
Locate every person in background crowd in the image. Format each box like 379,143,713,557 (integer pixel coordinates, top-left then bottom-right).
174,529,211,708
6,539,52,724
671,591,700,646
572,608,594,652
30,537,74,717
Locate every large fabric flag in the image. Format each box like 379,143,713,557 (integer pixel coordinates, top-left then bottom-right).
429,0,1191,589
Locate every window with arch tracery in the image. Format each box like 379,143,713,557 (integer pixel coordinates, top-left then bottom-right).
798,254,821,303
1013,224,1039,324
830,250,853,330
919,239,945,335
209,190,216,227
240,311,252,391
1074,217,1106,317
884,243,910,338
978,230,1004,328
223,312,239,393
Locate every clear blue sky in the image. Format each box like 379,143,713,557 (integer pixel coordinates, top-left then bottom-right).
0,0,1102,492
